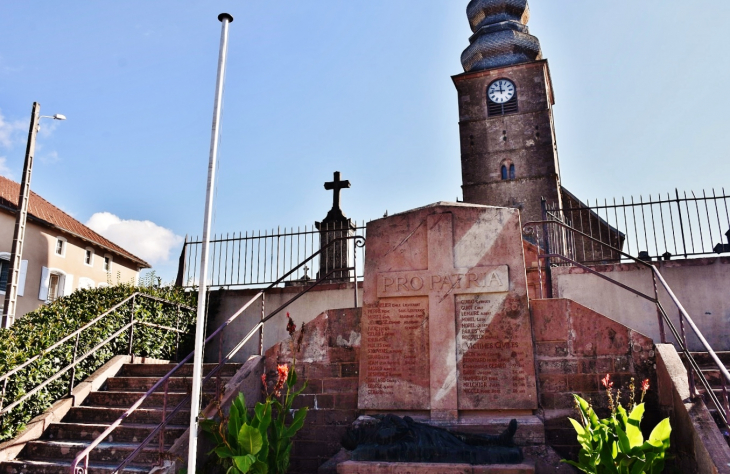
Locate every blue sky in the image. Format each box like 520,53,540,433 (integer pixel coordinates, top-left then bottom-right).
1,1,729,280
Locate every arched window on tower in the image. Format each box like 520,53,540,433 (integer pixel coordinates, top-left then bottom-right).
501,165,508,180
509,164,515,180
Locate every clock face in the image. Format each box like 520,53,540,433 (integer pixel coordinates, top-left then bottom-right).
487,79,515,104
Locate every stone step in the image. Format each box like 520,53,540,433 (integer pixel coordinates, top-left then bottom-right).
687,352,730,366
0,459,147,473
84,391,191,408
119,362,242,378
22,440,159,465
105,376,224,392
698,368,730,388
43,422,186,445
63,406,190,425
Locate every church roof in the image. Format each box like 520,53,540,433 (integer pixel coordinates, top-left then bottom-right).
461,0,542,72
0,175,150,268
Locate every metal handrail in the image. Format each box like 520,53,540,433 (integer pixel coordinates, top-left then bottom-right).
0,292,193,416
524,219,730,430
70,235,365,473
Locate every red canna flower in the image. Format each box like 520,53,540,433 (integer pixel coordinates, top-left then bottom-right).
601,374,613,389
274,364,289,397
641,379,650,392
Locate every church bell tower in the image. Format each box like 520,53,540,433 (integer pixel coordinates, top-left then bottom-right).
453,0,562,224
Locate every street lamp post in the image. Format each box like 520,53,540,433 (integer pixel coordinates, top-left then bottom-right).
1,103,65,328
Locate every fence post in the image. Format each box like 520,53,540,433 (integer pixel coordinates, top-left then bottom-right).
651,271,667,344
353,237,359,308
128,295,136,363
674,189,688,258
678,309,696,398
541,198,553,298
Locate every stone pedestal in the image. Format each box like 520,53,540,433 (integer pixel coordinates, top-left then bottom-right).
316,218,356,282
358,203,537,422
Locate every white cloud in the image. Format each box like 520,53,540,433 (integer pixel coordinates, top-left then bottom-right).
0,157,13,179
39,150,60,164
86,212,183,265
0,109,25,148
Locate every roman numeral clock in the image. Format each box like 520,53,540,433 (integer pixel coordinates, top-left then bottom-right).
487,79,517,115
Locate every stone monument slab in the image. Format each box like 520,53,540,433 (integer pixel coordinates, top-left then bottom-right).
359,203,537,419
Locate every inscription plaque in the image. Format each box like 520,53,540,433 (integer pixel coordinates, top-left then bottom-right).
363,298,429,405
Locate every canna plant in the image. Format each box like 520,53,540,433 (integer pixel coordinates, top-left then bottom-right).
202,314,308,474
563,375,672,474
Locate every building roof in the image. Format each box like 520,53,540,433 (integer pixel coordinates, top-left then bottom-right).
0,175,150,268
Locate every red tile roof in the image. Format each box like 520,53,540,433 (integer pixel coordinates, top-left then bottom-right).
0,175,149,268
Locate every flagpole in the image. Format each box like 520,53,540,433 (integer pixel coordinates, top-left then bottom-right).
188,12,233,472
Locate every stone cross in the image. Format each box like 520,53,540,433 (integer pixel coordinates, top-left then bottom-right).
324,171,351,212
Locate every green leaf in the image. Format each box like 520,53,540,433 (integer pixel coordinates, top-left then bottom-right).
215,446,235,459
292,380,309,399
235,393,249,423
284,407,309,438
647,417,671,447
229,403,242,440
615,424,631,455
630,459,647,474
237,424,263,455
625,403,645,448
252,460,269,474
232,454,257,473
576,395,601,428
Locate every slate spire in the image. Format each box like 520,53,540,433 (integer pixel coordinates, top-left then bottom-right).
461,0,542,72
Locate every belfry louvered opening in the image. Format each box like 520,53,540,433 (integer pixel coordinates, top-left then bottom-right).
488,95,518,116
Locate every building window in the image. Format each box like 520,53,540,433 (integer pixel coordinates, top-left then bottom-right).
55,237,67,257
0,257,9,292
501,161,516,181
104,255,112,272
84,248,94,266
48,273,61,302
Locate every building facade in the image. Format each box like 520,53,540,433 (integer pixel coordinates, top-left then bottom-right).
0,176,149,318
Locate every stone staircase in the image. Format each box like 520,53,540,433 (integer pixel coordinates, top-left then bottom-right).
0,362,241,474
691,351,730,445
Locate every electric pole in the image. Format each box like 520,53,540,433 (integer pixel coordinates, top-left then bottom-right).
2,102,40,328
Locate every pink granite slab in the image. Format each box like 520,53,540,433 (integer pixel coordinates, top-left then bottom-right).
358,203,537,417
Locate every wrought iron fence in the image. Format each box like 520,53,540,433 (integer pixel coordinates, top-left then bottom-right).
177,221,367,288
545,188,730,264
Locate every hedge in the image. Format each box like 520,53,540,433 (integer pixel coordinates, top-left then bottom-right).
0,284,198,441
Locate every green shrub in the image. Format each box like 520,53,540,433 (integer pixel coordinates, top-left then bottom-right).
0,284,197,441
563,375,671,474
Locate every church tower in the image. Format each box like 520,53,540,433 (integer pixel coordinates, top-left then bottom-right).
453,0,562,224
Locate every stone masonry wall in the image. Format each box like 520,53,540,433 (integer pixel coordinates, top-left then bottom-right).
264,308,361,474
530,299,659,460
264,298,661,471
